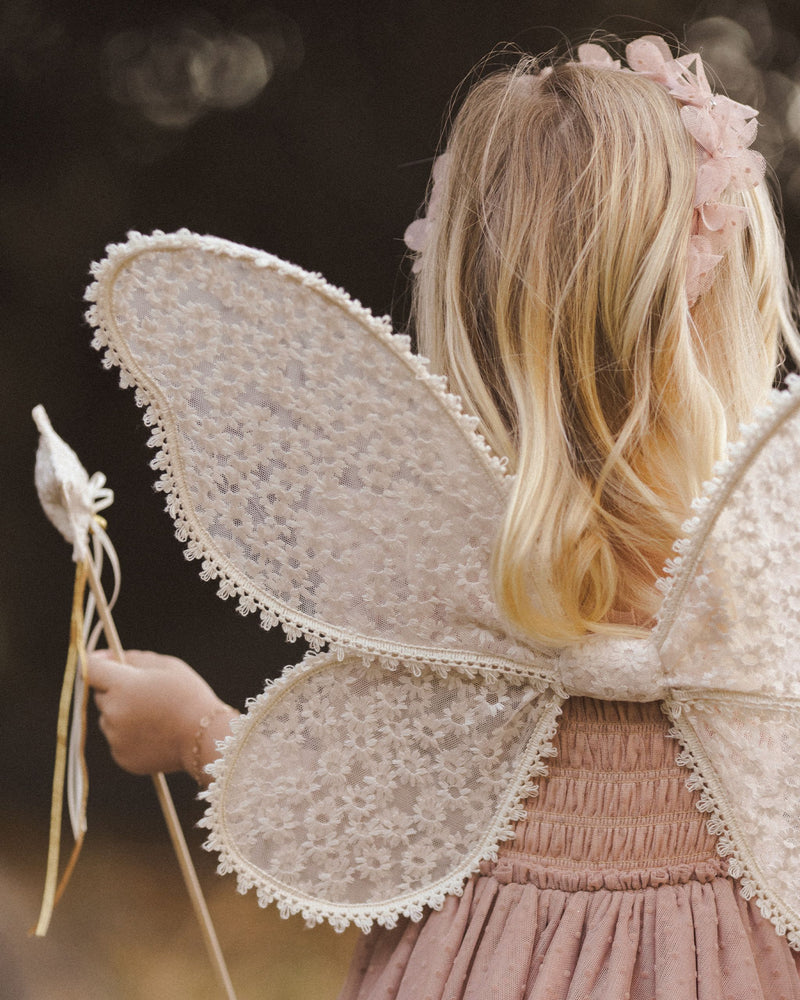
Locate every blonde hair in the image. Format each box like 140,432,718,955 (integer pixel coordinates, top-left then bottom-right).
411,52,800,645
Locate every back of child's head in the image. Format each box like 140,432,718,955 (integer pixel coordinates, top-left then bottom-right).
408,37,799,645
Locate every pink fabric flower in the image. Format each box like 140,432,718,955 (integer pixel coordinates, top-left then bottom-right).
686,235,724,304
578,36,763,306
576,43,621,70
404,153,451,271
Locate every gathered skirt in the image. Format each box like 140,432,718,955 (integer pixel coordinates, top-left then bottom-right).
337,697,800,1000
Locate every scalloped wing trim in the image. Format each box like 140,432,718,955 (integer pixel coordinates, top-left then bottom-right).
83,230,547,677
654,374,800,647
663,699,800,951
198,650,564,933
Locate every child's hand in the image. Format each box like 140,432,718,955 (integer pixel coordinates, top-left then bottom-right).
87,650,235,779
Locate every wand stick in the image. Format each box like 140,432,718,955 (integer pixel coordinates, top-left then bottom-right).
84,546,238,1000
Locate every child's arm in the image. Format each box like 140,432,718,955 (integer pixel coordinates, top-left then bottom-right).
87,650,238,788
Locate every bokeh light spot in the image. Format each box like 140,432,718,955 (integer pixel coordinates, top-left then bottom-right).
103,17,294,129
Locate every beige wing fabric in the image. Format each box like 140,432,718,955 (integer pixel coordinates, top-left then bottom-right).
85,231,565,930
656,378,800,950
199,650,563,930
86,231,550,678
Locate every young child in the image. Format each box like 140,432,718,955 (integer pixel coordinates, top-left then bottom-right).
88,35,800,999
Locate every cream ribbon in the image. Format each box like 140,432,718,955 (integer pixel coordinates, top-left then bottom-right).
34,553,89,936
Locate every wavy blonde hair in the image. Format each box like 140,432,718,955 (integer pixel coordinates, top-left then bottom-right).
411,53,799,645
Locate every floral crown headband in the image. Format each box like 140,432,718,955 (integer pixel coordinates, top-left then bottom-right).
404,35,766,306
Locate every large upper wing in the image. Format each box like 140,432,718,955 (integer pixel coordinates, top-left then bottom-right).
656,376,800,949
199,649,563,931
86,231,552,679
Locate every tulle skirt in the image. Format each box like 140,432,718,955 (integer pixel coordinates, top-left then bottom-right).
338,698,800,1000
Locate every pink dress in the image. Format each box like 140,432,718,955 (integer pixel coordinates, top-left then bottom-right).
338,698,800,1000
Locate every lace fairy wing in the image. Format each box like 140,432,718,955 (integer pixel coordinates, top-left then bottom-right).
656,376,800,948
199,649,562,931
664,693,800,948
656,378,800,697
85,231,566,928
86,230,549,677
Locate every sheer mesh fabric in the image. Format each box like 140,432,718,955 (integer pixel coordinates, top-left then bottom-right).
200,652,562,929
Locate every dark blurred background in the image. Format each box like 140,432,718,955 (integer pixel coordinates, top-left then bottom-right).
4,1,800,996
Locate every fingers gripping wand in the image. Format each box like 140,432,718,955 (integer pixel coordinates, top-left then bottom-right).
31,406,238,1000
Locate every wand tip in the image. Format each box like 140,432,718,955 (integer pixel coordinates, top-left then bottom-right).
32,404,52,435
